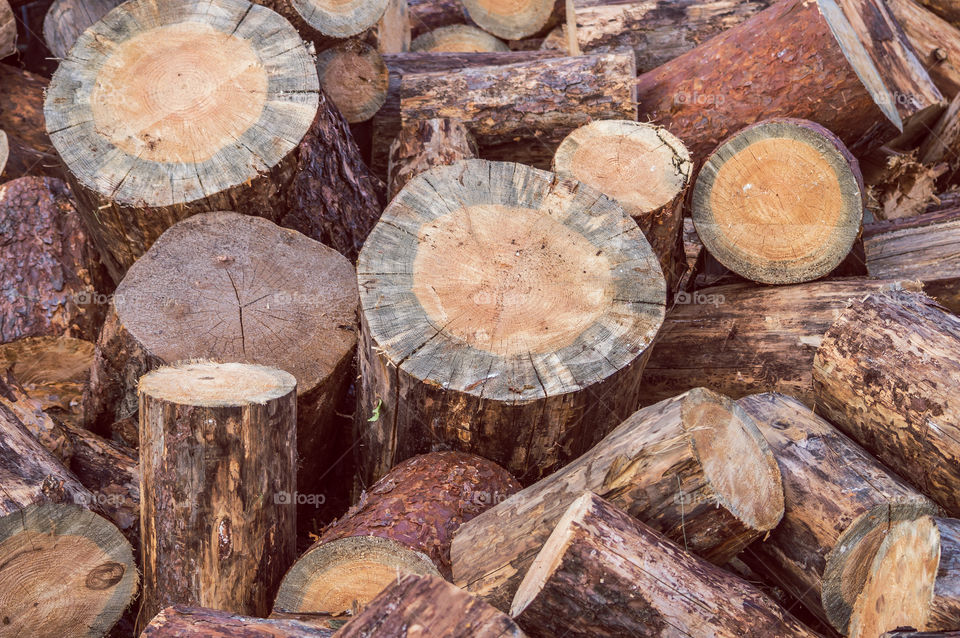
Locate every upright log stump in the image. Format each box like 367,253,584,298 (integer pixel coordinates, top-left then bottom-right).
44,0,383,278
814,290,960,516
0,402,137,637
692,119,864,284
739,393,938,634
138,361,297,629
356,159,666,486
553,120,692,294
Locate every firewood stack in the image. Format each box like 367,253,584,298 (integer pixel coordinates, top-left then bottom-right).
1,0,959,635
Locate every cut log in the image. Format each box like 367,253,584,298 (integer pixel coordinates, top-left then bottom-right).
44,0,383,279
43,0,120,60
0,336,94,425
887,0,960,99
640,278,920,407
565,0,773,73
635,0,945,163
407,0,468,37
0,370,73,462
335,574,527,637
317,40,390,124
692,118,864,285
138,361,298,628
357,159,666,486
452,387,784,610
82,212,357,496
274,451,519,615
253,0,390,45
387,118,478,199
511,492,817,638
814,290,960,516
399,53,636,168
0,401,137,637
373,51,560,177
917,0,960,24
461,0,559,39
864,208,960,314
141,606,335,638
0,0,14,59
738,392,939,634
553,120,692,294
365,0,411,54
0,176,111,344
411,25,508,52
850,516,960,637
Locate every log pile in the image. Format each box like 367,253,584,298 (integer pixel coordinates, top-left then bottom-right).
0,0,959,635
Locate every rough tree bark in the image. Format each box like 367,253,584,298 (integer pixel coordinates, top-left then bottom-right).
916,0,960,24
274,452,520,615
553,120,692,295
141,606,335,638
356,160,666,487
0,64,60,180
334,574,527,638
814,290,960,516
452,387,784,610
138,362,298,630
635,0,945,163
44,0,383,279
0,369,73,462
387,118,478,199
738,392,939,634
399,53,636,168
0,335,94,425
510,492,818,638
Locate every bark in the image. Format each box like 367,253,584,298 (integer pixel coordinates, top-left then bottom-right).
42,0,120,60
0,400,137,637
141,606,335,637
138,361,298,629
0,0,14,59
917,0,960,24
640,278,921,408
407,0,468,37
864,208,960,313
738,392,938,634
45,0,383,280
82,212,357,498
274,452,520,614
813,290,960,516
635,0,945,164
566,0,773,73
510,492,818,638
411,25,508,52
0,369,73,462
387,118,478,199
356,160,666,487
0,64,53,162
373,51,560,177
334,574,527,638
0,176,110,343
452,387,784,610
887,0,960,99
399,53,636,168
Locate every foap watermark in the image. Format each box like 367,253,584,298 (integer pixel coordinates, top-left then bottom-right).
673,91,725,106
274,491,326,508
73,290,124,306
674,291,725,307
460,488,514,507
75,491,128,508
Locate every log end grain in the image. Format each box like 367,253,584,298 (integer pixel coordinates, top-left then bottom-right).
461,0,556,40
411,24,508,52
317,40,389,124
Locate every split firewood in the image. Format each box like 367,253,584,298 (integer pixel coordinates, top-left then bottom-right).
553,120,692,294
82,213,357,495
867,150,947,220
42,0,120,60
635,0,945,163
510,492,817,638
453,387,784,610
44,0,383,279
693,118,864,284
0,336,94,425
641,279,919,407
142,606,336,637
357,160,666,486
407,0,468,37
411,25,508,52
814,290,960,516
0,0,14,59
887,0,960,99
0,400,137,637
917,0,960,24
0,64,60,179
335,574,527,638
738,393,939,634
317,41,390,124
0,370,73,462
373,51,559,177
849,516,960,637
399,52,636,168
864,209,960,313
0,176,110,344
138,361,298,629
387,118,478,198
274,452,519,615
565,0,772,73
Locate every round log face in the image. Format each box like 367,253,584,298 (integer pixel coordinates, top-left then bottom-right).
138,361,296,407
290,0,389,37
461,0,555,39
316,41,389,123
693,119,863,284
44,0,319,208
0,503,137,638
411,25,508,52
